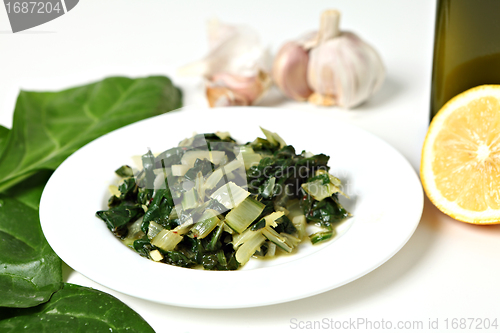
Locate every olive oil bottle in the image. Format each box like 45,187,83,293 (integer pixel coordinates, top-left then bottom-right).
430,0,500,119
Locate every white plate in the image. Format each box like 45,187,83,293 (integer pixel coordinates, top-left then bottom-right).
40,107,423,309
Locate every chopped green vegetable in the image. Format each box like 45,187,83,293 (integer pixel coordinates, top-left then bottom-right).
225,197,265,233
204,158,244,190
250,218,266,231
181,188,199,210
191,209,220,239
210,181,250,209
235,232,266,265
237,146,262,170
151,229,183,251
262,226,293,253
181,150,226,167
147,221,164,240
115,165,134,178
97,129,351,270
259,127,286,148
96,202,144,238
310,230,335,244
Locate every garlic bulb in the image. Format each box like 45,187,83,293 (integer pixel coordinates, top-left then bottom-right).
273,10,385,108
179,19,271,107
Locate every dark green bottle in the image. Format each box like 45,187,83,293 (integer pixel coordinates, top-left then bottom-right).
430,0,500,119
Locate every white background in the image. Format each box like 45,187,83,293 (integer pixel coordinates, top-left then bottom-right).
1,1,500,332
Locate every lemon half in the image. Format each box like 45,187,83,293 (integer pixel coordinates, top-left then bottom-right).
421,85,500,224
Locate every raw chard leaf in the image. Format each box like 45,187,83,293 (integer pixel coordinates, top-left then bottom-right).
0,125,9,156
0,76,182,192
0,283,155,332
3,170,53,210
0,196,62,308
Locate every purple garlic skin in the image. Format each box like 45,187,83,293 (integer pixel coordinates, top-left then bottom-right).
272,42,313,101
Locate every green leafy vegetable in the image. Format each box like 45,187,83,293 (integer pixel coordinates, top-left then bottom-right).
225,197,265,233
250,218,266,231
302,195,350,225
161,250,196,268
273,215,297,234
141,188,175,232
141,150,156,190
310,230,335,244
97,130,351,270
0,76,182,192
184,158,215,181
0,196,62,308
0,283,155,332
0,75,182,329
3,170,53,210
0,125,9,156
115,165,134,178
96,202,144,238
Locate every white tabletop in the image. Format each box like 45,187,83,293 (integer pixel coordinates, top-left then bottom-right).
1,1,499,332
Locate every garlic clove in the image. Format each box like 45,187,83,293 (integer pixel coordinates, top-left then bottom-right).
179,19,272,107
272,42,313,101
206,70,271,107
210,71,271,103
206,86,249,107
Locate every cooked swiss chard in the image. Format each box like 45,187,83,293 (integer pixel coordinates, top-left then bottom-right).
96,128,351,270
